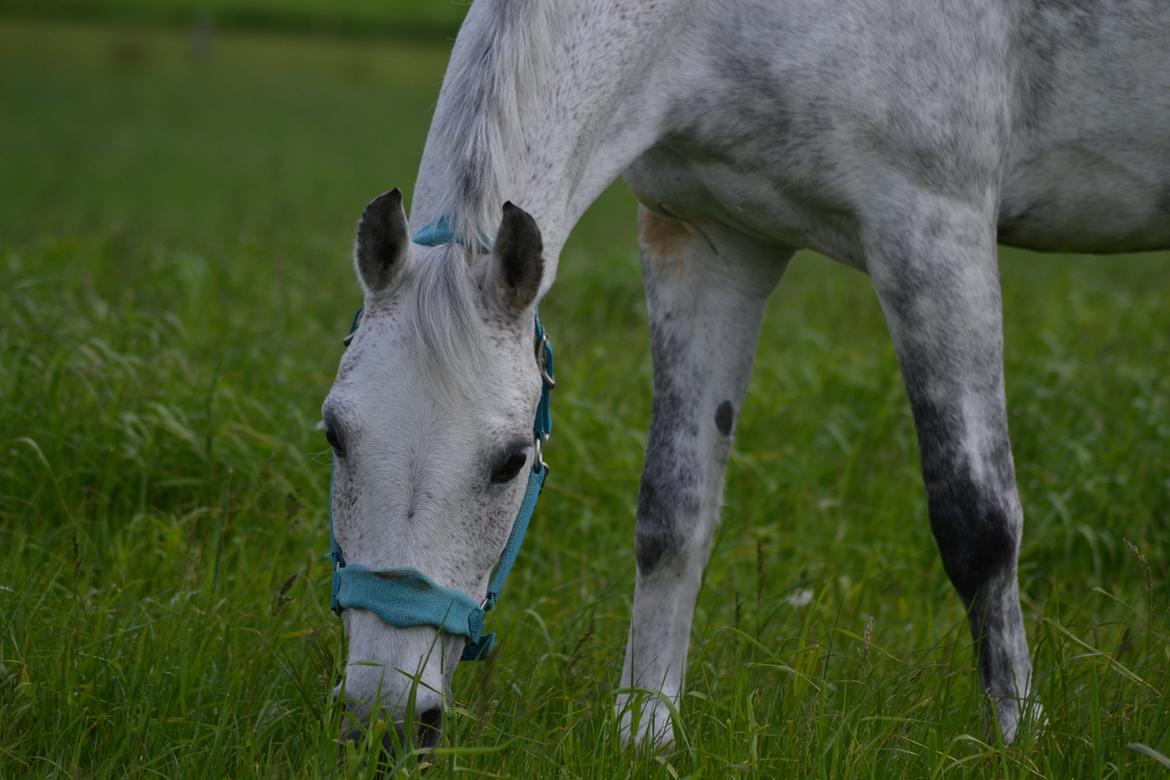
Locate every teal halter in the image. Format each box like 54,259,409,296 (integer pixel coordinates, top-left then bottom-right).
328,219,554,662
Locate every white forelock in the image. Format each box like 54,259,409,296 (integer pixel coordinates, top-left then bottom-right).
410,245,490,398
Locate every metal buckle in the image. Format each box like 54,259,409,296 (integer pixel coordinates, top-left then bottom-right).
534,332,555,388
533,435,545,470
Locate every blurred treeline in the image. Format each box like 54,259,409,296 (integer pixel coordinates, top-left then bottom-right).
0,0,468,40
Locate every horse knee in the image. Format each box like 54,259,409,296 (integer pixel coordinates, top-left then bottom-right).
925,469,1021,605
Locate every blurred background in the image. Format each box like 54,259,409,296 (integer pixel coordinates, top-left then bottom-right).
1,2,1167,776
0,0,467,39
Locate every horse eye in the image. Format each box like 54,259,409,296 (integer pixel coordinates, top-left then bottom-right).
490,450,528,484
324,423,345,457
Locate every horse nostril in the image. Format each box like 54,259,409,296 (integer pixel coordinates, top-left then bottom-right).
338,703,363,746
417,706,443,749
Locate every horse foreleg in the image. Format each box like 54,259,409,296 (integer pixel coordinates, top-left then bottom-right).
865,195,1038,743
618,207,789,747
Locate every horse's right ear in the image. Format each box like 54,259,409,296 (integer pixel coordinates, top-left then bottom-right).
354,189,409,294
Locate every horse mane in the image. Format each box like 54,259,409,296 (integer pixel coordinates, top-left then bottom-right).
427,0,563,248
407,1,571,395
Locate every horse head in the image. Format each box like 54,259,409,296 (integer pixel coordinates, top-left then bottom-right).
323,189,550,751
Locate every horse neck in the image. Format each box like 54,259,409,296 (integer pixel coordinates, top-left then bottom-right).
410,0,693,287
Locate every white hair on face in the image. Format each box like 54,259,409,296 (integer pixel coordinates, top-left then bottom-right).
410,245,489,398
428,0,562,247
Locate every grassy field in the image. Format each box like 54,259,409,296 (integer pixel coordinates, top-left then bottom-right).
1,18,1168,779
0,0,467,40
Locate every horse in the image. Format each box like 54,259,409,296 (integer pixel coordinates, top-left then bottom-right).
321,0,1170,752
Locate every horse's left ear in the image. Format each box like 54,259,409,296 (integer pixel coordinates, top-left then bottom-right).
491,201,544,316
355,188,409,295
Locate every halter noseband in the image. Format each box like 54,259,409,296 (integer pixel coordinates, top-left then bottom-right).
328,218,554,662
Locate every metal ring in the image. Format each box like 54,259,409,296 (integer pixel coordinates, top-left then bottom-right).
534,334,556,388
533,436,544,470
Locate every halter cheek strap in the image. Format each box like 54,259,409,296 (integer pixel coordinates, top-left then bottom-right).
328,218,553,662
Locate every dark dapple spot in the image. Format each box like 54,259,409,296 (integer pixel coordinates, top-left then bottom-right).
635,478,681,574
715,400,734,436
925,470,1018,604
910,398,1019,605
635,421,702,575
636,329,702,575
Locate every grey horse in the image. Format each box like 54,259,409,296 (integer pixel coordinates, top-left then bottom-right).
322,0,1170,749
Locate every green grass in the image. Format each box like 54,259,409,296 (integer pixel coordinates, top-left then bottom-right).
0,0,468,40
2,18,1169,779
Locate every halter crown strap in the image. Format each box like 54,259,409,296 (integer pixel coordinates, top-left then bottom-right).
410,215,457,247
328,216,553,662
410,214,492,252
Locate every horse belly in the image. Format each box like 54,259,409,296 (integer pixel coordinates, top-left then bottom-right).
1001,0,1170,253
998,160,1170,254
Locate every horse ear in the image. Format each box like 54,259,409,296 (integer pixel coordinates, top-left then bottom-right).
355,189,409,294
492,201,544,316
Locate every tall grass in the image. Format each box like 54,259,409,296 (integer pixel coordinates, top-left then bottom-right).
0,0,467,40
1,19,1168,778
